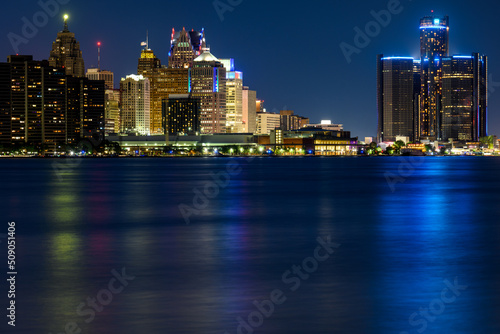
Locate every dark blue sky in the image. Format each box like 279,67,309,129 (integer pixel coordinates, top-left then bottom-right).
1,0,499,138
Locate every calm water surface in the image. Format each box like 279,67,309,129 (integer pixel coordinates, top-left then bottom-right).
1,157,500,333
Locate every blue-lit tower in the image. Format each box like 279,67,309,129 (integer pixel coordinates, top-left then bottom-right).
419,15,449,140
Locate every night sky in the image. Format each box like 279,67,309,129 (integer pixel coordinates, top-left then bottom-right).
1,0,499,138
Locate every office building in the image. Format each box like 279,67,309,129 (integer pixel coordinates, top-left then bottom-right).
0,63,10,145
442,54,488,141
190,50,226,134
377,56,416,142
419,16,449,140
3,56,67,147
86,68,114,90
168,28,205,69
222,59,243,133
66,76,106,143
120,75,150,136
242,87,257,133
162,94,200,135
137,48,168,135
48,16,85,78
378,15,487,142
256,112,280,135
105,89,121,134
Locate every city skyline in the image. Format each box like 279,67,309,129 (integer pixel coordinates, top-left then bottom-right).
1,0,498,139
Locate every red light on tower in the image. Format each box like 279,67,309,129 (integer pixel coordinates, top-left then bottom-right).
97,42,101,70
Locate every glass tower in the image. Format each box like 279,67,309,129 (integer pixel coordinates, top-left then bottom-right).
419,15,449,140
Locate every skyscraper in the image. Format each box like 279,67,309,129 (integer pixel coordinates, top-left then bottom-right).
4,56,67,147
66,77,106,143
419,15,449,140
0,63,11,145
378,15,487,143
168,28,205,69
162,94,200,135
48,15,85,78
120,75,150,135
377,56,416,142
221,58,243,133
442,54,488,141
137,48,168,135
190,50,226,134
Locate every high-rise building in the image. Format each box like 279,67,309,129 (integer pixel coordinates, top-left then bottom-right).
242,87,257,133
105,89,121,134
419,15,449,140
137,48,168,135
66,76,106,143
378,15,487,143
4,56,67,147
168,28,205,69
0,63,10,145
162,94,200,135
190,50,227,134
0,55,104,147
86,68,114,90
256,112,280,135
48,15,85,78
279,110,306,131
442,54,488,141
120,75,150,135
377,56,416,142
223,62,243,133
138,49,161,76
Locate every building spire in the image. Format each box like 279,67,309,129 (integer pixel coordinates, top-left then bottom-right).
63,14,69,31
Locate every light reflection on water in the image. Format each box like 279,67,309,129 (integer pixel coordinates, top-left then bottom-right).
0,157,499,333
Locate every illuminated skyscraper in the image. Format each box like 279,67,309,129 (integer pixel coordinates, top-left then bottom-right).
419,15,449,140
66,76,106,143
4,56,67,147
220,59,243,133
377,56,416,142
48,15,85,78
190,50,226,134
442,54,488,141
0,63,9,145
162,94,200,135
120,75,150,135
168,28,205,69
137,48,168,135
105,89,121,134
378,15,487,142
